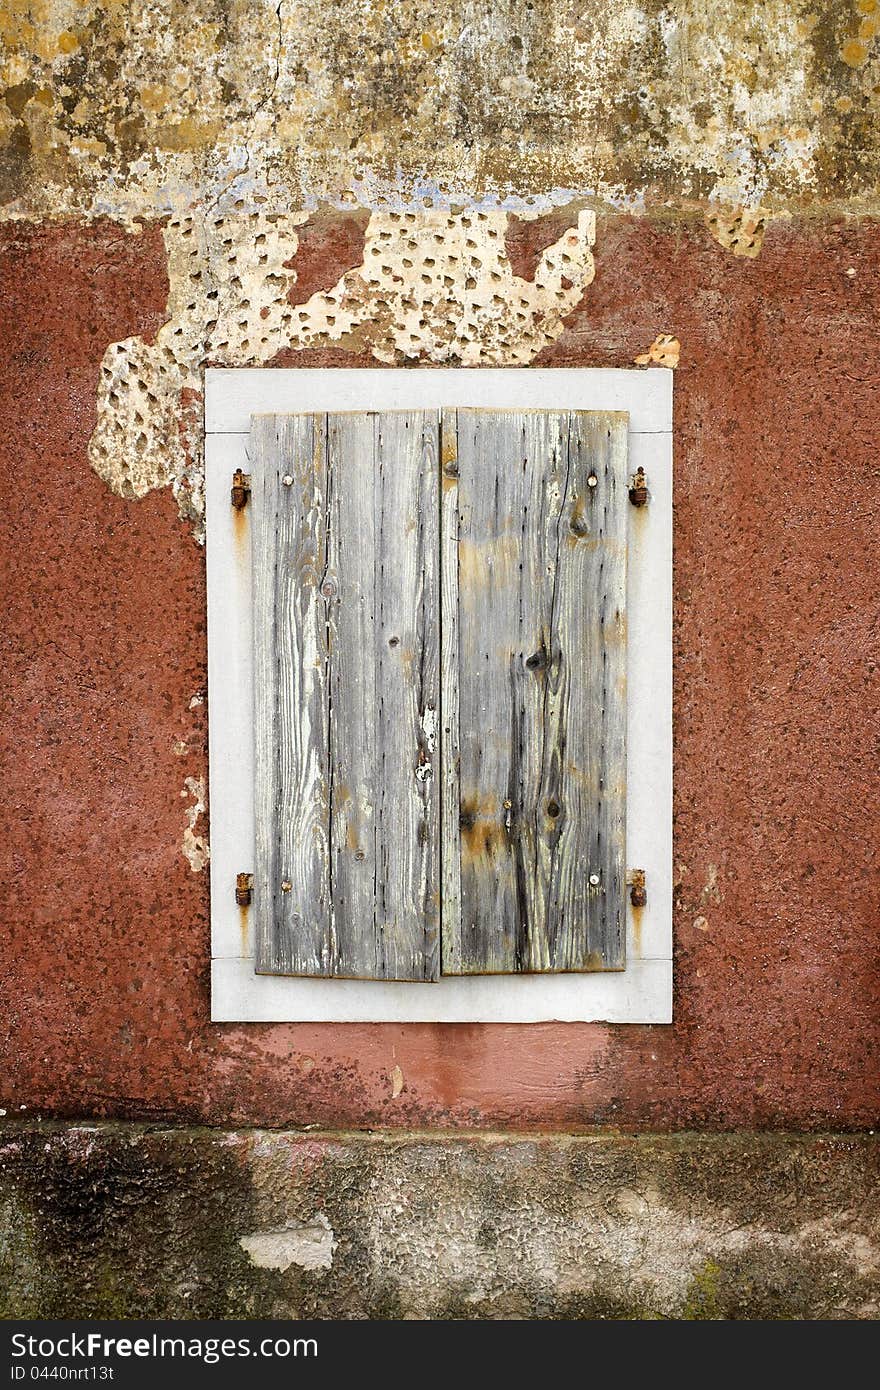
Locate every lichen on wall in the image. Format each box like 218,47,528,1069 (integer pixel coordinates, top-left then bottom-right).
3,1,879,219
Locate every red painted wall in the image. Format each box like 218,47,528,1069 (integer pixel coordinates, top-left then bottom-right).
2,214,878,1129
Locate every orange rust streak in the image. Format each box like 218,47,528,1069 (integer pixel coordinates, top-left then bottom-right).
232,502,248,556
631,904,643,957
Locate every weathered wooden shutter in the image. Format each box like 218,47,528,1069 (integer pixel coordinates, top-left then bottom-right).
250,407,627,981
440,410,628,974
250,412,440,980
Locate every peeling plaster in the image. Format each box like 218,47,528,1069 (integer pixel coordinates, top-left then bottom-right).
634,333,680,368
181,774,209,873
239,1214,335,1273
3,1,880,537
88,207,595,533
705,205,770,257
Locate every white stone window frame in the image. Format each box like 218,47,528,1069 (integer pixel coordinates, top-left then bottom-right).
205,368,672,1023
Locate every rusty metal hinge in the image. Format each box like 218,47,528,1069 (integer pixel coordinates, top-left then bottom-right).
235,872,253,907
628,467,648,507
231,469,252,510
627,868,647,908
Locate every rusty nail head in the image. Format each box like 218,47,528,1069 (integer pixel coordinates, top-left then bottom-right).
589,873,600,886
282,473,294,487
321,578,337,599
629,467,648,507
235,872,253,907
231,469,251,510
587,473,598,488
281,880,292,892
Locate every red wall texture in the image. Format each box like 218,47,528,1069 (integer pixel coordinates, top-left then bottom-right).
1,213,878,1130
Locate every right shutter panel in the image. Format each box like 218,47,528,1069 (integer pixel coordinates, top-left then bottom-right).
440,409,629,975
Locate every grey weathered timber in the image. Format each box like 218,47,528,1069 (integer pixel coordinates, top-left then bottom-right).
251,414,331,978
250,411,440,980
440,409,629,974
439,412,462,975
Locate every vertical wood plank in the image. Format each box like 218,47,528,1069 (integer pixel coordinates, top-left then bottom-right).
251,414,331,975
328,412,440,981
325,412,376,973
553,412,629,970
251,410,440,981
440,410,462,974
375,413,440,982
441,409,628,974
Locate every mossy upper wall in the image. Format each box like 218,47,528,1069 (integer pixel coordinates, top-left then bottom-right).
2,0,880,220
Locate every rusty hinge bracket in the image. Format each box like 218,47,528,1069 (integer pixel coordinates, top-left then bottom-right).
626,868,647,908
235,872,253,907
628,467,648,507
231,469,252,510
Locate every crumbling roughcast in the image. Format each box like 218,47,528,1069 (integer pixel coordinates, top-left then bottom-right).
1,1128,878,1320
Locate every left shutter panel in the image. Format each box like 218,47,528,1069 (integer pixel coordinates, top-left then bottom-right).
250,411,441,981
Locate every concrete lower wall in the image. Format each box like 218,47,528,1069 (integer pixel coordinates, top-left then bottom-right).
1,1125,877,1319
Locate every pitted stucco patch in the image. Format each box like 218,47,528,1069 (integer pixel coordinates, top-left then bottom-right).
355,1139,880,1318
89,205,308,530
705,206,769,258
87,207,594,534
240,1214,335,1273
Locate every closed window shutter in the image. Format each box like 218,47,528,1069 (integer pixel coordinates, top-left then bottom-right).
249,407,627,981
440,409,629,974
250,411,440,981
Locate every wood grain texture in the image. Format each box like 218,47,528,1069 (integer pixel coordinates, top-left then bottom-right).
441,409,629,974
251,414,331,976
251,411,440,981
440,411,462,975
